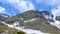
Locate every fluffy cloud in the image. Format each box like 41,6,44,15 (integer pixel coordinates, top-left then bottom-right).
0,0,35,13
35,0,60,16
52,5,60,16
0,7,5,13
14,0,35,13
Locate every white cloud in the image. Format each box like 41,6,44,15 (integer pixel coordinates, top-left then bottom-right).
35,0,60,7
13,0,35,13
0,0,35,13
52,5,60,16
52,9,60,16
35,0,60,16
0,7,5,13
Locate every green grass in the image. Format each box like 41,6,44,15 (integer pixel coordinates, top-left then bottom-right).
0,26,26,34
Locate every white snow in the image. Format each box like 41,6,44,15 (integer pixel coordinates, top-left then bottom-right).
54,19,60,29
24,21,28,22
13,22,19,27
48,16,60,30
44,15,49,19
1,22,50,34
24,18,37,22
43,15,53,20
20,18,23,20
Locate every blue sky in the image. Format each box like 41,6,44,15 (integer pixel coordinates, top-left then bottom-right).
0,0,60,16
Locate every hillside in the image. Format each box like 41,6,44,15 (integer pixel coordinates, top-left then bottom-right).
2,10,60,34
0,26,26,34
5,10,44,24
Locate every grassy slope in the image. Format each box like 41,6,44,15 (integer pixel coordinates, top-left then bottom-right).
0,26,26,34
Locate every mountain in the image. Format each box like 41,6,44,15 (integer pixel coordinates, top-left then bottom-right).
15,10,43,20
55,16,60,21
4,10,60,34
0,13,10,21
5,10,53,25
5,10,44,24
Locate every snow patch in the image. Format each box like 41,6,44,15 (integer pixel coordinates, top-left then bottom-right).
13,22,19,27
20,18,23,20
24,18,37,23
